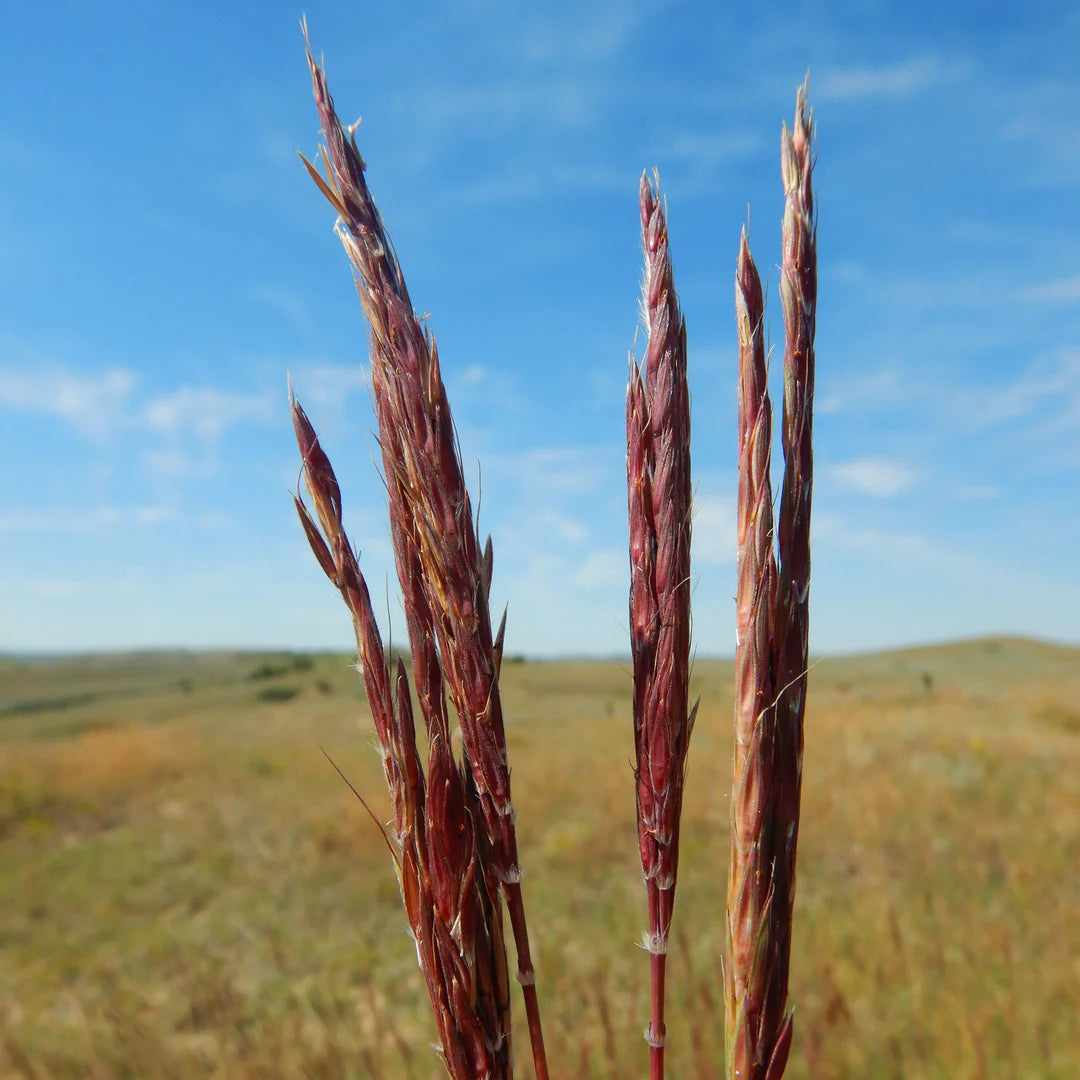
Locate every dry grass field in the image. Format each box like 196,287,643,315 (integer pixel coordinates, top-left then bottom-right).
1,637,1078,1078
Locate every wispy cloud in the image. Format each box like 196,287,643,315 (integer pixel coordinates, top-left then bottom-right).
140,447,214,479
8,577,87,598
0,131,42,168
954,483,999,501
1023,275,1080,304
827,262,1022,314
0,361,135,438
813,513,940,563
403,75,602,138
831,457,919,498
388,6,643,157
195,509,233,530
654,130,762,166
0,355,280,448
443,362,523,418
994,77,1080,188
816,350,1080,442
692,493,736,565
456,161,627,204
249,284,310,329
817,56,969,102
288,363,368,413
955,350,1080,429
540,509,589,543
518,8,641,63
573,547,625,588
492,506,591,571
817,367,908,415
485,445,612,497
0,505,178,534
141,386,275,443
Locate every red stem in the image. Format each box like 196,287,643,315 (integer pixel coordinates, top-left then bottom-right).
648,885,667,1080
506,881,549,1080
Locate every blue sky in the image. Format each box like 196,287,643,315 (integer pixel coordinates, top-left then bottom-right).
2,1,1078,656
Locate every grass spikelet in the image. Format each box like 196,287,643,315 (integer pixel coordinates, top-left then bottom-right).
296,27,548,1079
724,81,816,1080
627,170,695,1080
291,393,512,1078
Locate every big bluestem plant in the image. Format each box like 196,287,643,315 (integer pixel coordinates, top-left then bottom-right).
290,28,814,1080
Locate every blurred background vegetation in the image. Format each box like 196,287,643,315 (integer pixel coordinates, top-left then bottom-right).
2,638,1077,1078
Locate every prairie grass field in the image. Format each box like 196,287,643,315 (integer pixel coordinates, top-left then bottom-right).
1,638,1078,1078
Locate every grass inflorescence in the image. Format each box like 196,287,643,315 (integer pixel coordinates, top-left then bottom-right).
285,27,822,1078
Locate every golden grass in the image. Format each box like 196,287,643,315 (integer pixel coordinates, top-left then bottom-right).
1,638,1078,1078
1,724,200,840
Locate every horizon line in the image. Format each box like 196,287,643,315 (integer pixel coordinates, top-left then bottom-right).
2,632,1076,665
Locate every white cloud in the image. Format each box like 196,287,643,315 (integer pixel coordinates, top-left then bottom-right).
457,161,627,204
492,506,591,556
134,505,178,526
0,354,281,448
573,548,625,588
831,457,919,497
957,350,1080,429
141,386,275,442
0,362,135,437
442,364,522,424
140,448,213,478
655,131,762,165
196,510,233,530
18,578,85,598
541,509,589,543
0,505,177,534
954,483,999,501
249,284,309,328
485,445,611,497
1023,275,1080,304
288,363,369,413
518,8,640,63
812,513,938,562
993,78,1080,188
406,74,600,137
817,56,968,102
391,3,638,149
816,368,907,415
818,353,1080,437
692,493,736,565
